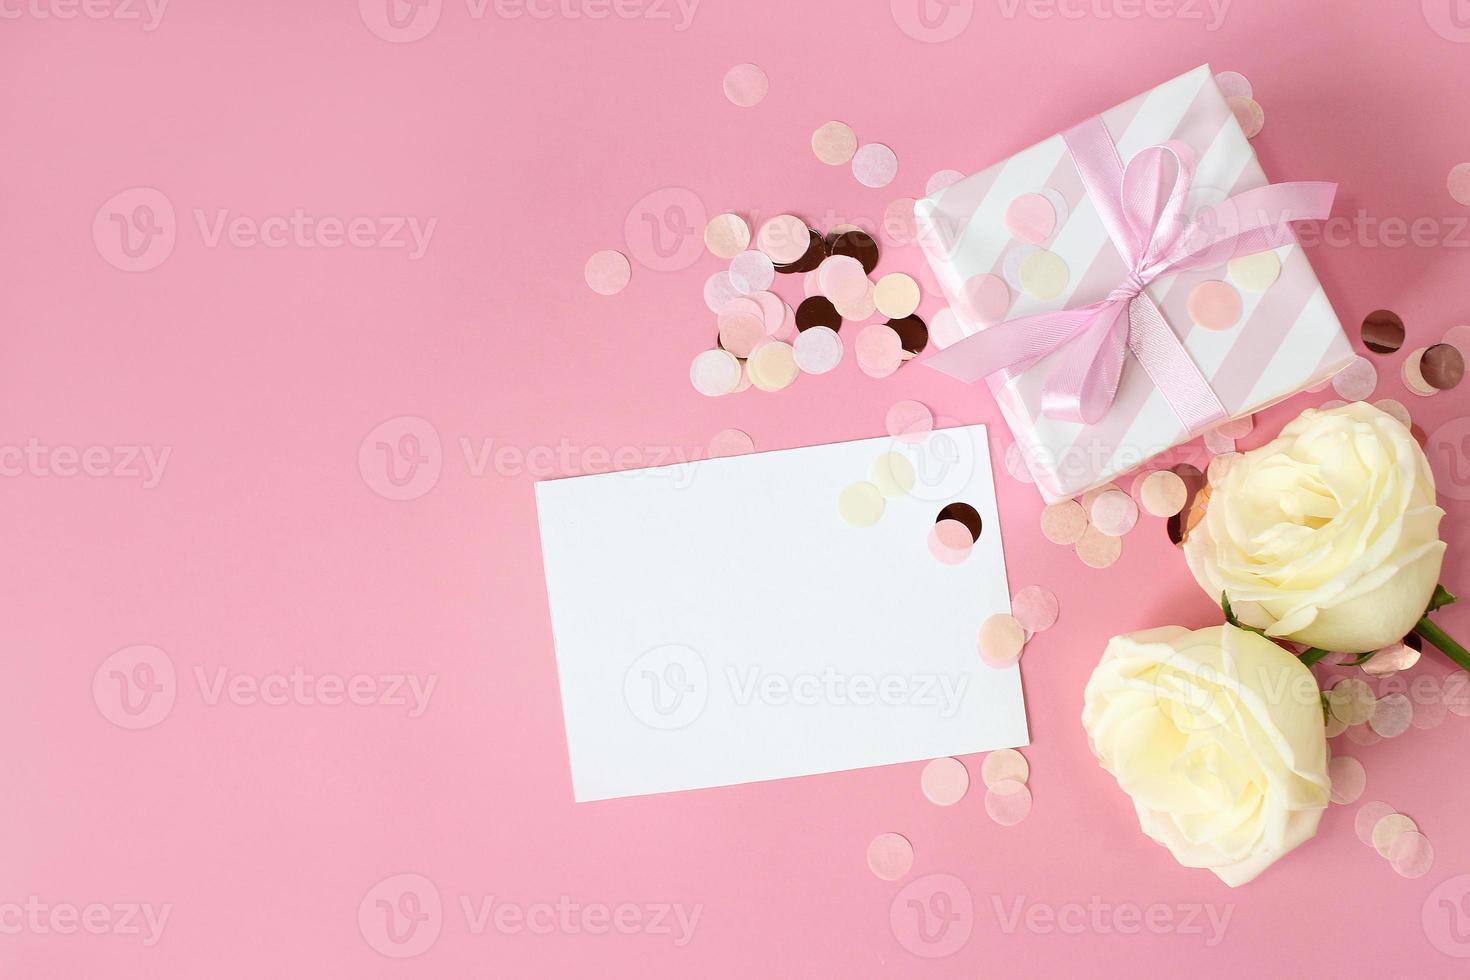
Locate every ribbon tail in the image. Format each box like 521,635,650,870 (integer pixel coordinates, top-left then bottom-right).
1125,293,1227,432
1040,301,1131,425
922,304,1106,385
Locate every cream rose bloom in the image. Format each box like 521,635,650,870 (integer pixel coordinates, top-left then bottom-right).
1185,401,1446,653
1082,625,1329,887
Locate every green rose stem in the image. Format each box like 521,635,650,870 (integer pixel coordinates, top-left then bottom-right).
1413,617,1470,673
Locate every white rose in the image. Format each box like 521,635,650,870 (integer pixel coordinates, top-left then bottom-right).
1185,401,1446,653
1082,625,1329,887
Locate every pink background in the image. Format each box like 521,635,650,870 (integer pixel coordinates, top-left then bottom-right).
4,0,1470,976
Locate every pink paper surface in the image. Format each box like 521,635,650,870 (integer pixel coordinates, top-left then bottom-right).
4,2,1470,977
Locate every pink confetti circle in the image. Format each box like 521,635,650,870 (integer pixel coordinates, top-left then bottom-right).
1344,723,1381,747
978,614,1025,668
1227,96,1265,138
1389,832,1435,879
584,249,631,295
1011,585,1059,633
703,271,741,313
1005,193,1057,244
729,250,775,294
866,832,914,881
882,198,919,246
1449,163,1470,207
1332,356,1378,402
1214,70,1253,99
929,307,967,349
925,169,965,197
1089,489,1138,537
928,519,973,565
718,312,766,358
717,295,765,329
886,400,933,442
1004,441,1036,484
756,214,810,264
852,143,899,189
984,779,1033,826
855,324,904,376
1413,693,1448,730
722,63,768,107
920,757,970,806
959,273,1010,324
818,254,871,305
689,349,741,397
1328,756,1366,805
1354,801,1396,846
1370,692,1412,738
793,326,843,375
1187,280,1242,331
707,428,754,458
1040,500,1087,544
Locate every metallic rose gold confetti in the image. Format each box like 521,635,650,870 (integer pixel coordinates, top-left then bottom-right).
1389,832,1435,879
811,121,858,165
1004,441,1036,484
1332,356,1379,401
1372,813,1418,857
707,428,754,457
928,519,973,565
793,325,843,375
926,169,965,197
882,198,918,246
1214,70,1252,99
1227,95,1264,138
1444,671,1470,717
1362,640,1420,676
1449,162,1470,206
838,481,885,528
1075,525,1122,568
981,748,1029,788
1089,489,1137,537
1361,309,1405,354
866,832,913,880
1372,398,1412,429
584,249,631,295
1041,500,1088,544
729,249,775,294
984,779,1032,826
703,213,750,259
874,273,921,319
722,63,768,107
1138,470,1187,517
1355,802,1396,846
689,349,742,397
920,757,970,806
1005,193,1056,244
756,215,810,265
1369,692,1412,737
747,341,798,391
978,614,1025,668
704,270,741,312
886,400,933,442
1187,280,1242,330
1328,756,1366,805
1421,343,1465,390
1012,585,1058,633
851,143,898,188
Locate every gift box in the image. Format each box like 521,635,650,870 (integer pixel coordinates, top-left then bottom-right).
917,64,1354,503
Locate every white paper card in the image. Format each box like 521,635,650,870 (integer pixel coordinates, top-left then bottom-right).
534,424,1028,802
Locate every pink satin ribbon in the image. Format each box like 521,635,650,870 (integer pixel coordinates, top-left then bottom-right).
924,115,1337,429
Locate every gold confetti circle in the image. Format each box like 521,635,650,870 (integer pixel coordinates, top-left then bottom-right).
838,481,885,527
1017,249,1069,300
870,452,916,497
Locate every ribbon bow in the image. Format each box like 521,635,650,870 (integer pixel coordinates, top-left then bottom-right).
925,115,1337,428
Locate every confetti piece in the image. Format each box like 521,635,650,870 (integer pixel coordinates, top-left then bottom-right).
729,250,776,294
984,779,1032,826
834,286,878,322
1412,693,1447,730
1040,500,1088,544
828,228,881,274
882,198,918,246
1187,280,1242,331
795,295,842,332
1372,813,1418,858
936,502,982,542
1362,309,1405,354
920,757,970,806
1089,490,1137,537
866,832,914,880
838,481,885,527
811,121,858,165
1328,756,1366,805
741,291,785,335
722,63,768,107
886,400,933,442
1227,250,1280,291
704,213,750,259
978,614,1025,668
1332,356,1378,401
1449,162,1470,206
1216,414,1255,439
874,273,921,319
959,273,1010,324
747,341,798,392
1328,678,1376,726
851,143,898,188
1324,712,1348,738
1444,671,1470,717
1362,639,1419,676
855,324,904,377
1369,692,1412,738
1214,70,1253,99
1227,96,1264,138
1422,343,1464,390
584,249,631,295
1012,585,1058,633
1389,832,1435,879
870,452,915,497
1402,348,1437,397
755,215,810,265
928,519,973,565
1017,248,1068,300
704,271,742,313
1344,723,1381,747
1372,399,1411,430
1206,452,1240,487
818,255,871,305
925,169,965,197
718,311,766,358
888,315,929,357
929,307,967,349
1355,802,1396,846
1443,323,1470,351
689,349,742,397
707,429,754,457
1138,470,1187,517
980,749,1029,788
793,325,843,375
1075,525,1122,568
1005,193,1057,244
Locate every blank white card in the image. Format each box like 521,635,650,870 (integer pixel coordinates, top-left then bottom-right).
534,424,1028,801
